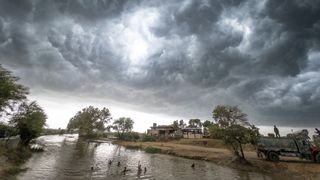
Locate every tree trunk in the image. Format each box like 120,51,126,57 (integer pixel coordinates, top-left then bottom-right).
238,140,245,160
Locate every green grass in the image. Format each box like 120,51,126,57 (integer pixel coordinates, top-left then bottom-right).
125,145,141,149
144,147,161,154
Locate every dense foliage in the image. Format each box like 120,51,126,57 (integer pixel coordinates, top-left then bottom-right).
188,119,202,128
211,105,260,160
0,65,28,116
67,106,111,137
112,117,134,135
10,101,47,145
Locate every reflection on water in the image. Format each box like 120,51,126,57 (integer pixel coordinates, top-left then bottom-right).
19,135,275,180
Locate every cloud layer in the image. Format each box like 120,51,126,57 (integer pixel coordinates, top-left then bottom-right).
1,0,320,126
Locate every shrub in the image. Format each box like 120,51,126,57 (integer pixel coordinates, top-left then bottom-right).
116,132,140,141
144,147,161,154
125,145,141,149
141,134,156,142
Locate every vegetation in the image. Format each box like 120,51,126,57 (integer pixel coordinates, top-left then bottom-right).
67,106,111,137
112,117,134,137
0,65,28,116
10,101,47,146
203,120,213,128
125,144,141,149
212,105,260,161
208,123,223,139
144,146,161,154
42,128,67,136
116,132,140,141
0,123,17,138
141,134,156,142
172,120,179,129
188,119,202,128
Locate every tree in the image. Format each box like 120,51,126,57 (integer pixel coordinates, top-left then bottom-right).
212,105,259,161
67,106,111,137
208,123,223,139
10,101,47,145
212,105,248,128
179,120,186,128
188,119,202,128
202,120,214,136
0,65,28,116
112,117,134,137
172,120,179,129
202,120,213,128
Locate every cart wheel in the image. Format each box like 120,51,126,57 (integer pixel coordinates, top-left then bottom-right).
268,151,279,162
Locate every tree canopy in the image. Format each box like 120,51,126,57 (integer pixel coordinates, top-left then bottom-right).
0,65,28,116
202,120,213,128
172,120,179,129
212,105,248,128
211,105,259,161
188,119,202,128
67,106,111,137
10,101,47,145
112,117,134,135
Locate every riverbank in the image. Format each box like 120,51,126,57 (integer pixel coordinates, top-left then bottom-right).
0,144,31,180
113,139,320,179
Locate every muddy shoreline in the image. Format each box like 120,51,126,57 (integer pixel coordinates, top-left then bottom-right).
113,139,320,179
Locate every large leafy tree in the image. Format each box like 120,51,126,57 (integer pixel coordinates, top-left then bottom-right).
212,105,259,161
67,106,111,137
112,117,134,136
188,119,202,128
212,105,248,128
10,101,47,145
0,65,28,116
202,120,213,128
172,120,179,129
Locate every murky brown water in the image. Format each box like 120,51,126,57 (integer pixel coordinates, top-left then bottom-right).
18,135,279,180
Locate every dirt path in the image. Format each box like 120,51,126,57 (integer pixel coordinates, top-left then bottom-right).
113,139,320,179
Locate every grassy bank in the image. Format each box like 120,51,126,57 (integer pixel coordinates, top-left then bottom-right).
0,145,31,180
113,138,320,179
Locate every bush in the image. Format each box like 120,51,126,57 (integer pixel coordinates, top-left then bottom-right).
116,132,140,141
141,134,156,142
208,124,223,139
144,147,161,154
6,146,32,165
0,123,17,138
125,145,141,149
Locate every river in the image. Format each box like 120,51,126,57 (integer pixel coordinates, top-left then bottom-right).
18,135,277,180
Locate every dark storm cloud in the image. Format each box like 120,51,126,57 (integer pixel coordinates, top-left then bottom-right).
0,0,320,126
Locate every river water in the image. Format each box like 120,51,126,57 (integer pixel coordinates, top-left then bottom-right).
18,135,278,180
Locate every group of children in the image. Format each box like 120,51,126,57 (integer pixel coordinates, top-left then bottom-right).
93,159,147,175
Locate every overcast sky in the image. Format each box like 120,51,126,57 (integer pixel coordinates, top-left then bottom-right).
1,0,320,131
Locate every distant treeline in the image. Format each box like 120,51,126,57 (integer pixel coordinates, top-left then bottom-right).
41,128,68,136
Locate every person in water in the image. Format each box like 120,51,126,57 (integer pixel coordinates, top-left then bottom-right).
191,163,195,168
274,125,280,137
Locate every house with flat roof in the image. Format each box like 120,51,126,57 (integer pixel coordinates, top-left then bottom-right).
147,123,203,139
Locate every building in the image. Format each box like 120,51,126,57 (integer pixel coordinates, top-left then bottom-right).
147,123,175,137
182,127,203,139
147,123,203,139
